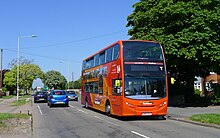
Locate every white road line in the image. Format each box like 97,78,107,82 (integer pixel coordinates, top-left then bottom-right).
37,105,43,115
69,105,118,127
131,131,150,138
69,105,88,114
94,116,119,127
77,108,88,114
69,105,75,108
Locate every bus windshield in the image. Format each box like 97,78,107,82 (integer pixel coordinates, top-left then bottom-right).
124,76,166,100
123,41,163,61
123,41,166,100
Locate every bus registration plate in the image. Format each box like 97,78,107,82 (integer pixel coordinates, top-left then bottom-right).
142,112,152,116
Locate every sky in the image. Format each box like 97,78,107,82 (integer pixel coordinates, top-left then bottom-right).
0,0,139,87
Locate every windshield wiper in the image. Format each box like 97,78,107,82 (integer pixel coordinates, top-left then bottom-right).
125,74,136,77
140,74,150,77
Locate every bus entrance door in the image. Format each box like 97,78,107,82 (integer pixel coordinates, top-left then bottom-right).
111,79,122,115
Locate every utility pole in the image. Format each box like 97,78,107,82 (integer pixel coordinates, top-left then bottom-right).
0,49,3,90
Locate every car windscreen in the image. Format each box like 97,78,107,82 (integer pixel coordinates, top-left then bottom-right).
36,92,46,95
52,91,66,95
67,91,76,94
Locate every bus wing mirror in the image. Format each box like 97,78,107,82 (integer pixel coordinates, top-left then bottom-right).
171,77,176,84
115,80,122,87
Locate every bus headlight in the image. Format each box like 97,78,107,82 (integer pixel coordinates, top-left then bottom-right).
159,101,167,108
126,102,135,108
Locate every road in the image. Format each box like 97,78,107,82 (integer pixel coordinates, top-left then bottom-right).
33,101,220,138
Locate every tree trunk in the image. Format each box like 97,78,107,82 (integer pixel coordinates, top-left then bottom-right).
184,77,195,104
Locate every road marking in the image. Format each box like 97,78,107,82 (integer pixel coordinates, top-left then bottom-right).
37,105,43,115
69,105,88,114
69,105,118,127
94,116,119,127
131,131,150,138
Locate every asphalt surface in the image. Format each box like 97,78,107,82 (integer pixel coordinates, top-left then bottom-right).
0,97,220,129
33,100,220,138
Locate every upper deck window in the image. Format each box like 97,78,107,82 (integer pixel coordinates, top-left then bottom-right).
106,47,113,63
94,54,99,66
82,43,121,70
113,44,120,60
99,52,105,65
123,41,163,61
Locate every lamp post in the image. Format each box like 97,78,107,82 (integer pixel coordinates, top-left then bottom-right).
17,35,37,101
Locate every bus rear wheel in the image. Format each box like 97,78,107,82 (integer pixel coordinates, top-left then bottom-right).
105,101,111,116
84,98,89,109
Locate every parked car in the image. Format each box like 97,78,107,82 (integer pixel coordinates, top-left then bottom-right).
47,90,69,107
34,91,48,103
66,90,78,101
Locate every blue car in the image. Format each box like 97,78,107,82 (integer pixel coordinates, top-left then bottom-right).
47,90,69,107
66,90,78,101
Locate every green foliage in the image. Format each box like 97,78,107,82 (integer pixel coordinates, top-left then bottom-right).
2,95,14,99
209,84,220,105
20,64,44,92
68,77,82,89
127,0,220,78
194,88,201,95
127,0,220,101
3,67,17,92
2,87,7,93
73,80,82,89
43,70,67,90
211,97,220,105
3,63,44,93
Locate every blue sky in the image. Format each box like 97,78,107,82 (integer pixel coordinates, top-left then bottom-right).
0,0,139,87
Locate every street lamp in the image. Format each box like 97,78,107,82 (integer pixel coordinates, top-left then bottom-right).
17,35,37,101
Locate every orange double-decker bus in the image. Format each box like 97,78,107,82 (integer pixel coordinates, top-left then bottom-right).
81,40,168,117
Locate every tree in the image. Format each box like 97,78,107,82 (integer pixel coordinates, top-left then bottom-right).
8,57,34,69
3,64,44,94
68,77,82,89
127,0,220,102
43,70,67,90
19,64,44,94
3,68,16,93
1,69,10,88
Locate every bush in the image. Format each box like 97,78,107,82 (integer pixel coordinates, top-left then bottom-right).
2,87,7,93
211,96,220,105
194,88,201,95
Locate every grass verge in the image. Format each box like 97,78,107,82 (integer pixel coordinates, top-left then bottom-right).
0,113,30,127
190,114,220,125
2,95,14,99
10,99,30,106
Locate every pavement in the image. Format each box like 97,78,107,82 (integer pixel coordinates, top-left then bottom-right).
0,96,32,114
0,96,220,129
0,96,33,138
167,106,220,129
